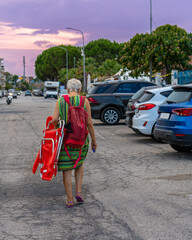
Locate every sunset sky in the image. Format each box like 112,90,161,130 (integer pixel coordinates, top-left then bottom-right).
0,0,191,77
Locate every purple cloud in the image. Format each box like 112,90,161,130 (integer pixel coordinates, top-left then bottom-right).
34,40,52,48
32,29,59,35
0,0,191,43
0,0,191,76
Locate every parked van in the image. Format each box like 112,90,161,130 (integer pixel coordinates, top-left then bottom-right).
44,81,59,99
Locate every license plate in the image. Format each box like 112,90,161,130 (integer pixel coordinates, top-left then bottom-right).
160,113,170,119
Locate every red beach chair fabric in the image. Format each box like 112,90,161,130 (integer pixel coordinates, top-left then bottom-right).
32,116,64,181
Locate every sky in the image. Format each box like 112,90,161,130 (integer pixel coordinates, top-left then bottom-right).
0,0,191,77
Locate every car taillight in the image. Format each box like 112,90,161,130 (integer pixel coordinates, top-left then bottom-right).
172,108,192,116
132,105,135,110
138,103,156,111
88,97,98,103
175,134,185,137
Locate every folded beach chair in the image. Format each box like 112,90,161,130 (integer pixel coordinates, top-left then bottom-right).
32,116,65,181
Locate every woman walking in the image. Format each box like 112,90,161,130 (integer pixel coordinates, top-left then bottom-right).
52,79,97,208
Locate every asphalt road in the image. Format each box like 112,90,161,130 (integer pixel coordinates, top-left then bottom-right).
0,95,192,240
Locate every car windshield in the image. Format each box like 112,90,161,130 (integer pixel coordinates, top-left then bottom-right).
47,87,57,91
8,89,15,93
61,89,68,94
166,88,192,103
138,91,155,103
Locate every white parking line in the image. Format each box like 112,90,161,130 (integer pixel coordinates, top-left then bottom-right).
95,130,106,140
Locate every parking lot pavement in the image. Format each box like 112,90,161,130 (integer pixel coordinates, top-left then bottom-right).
0,95,192,240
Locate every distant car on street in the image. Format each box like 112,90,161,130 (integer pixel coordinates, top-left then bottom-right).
44,81,59,99
25,90,32,96
8,89,17,98
32,89,41,96
0,90,3,98
86,80,156,125
59,89,68,97
2,90,7,97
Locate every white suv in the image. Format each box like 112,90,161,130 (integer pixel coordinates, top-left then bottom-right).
132,86,173,136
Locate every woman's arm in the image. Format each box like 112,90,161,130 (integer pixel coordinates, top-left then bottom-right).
85,98,97,151
52,100,60,128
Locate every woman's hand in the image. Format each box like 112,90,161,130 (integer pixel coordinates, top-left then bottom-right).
52,101,60,128
91,140,97,152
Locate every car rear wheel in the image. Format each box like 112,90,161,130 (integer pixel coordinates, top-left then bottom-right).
101,107,120,125
151,122,156,139
170,144,192,152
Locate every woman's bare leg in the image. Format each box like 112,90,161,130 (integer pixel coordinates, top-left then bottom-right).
63,170,73,205
75,164,83,194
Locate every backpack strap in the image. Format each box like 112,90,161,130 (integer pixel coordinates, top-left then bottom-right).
64,144,82,169
80,96,86,108
63,95,71,106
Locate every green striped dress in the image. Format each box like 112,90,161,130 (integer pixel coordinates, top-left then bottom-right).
58,95,89,171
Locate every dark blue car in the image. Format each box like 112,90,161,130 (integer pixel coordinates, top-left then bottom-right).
154,84,192,152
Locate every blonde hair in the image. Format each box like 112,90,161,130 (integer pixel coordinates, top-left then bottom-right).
67,78,82,92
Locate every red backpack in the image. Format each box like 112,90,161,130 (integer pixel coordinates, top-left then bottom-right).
63,95,89,168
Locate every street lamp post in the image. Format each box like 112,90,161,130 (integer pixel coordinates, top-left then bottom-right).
66,27,86,93
57,46,68,84
150,0,153,81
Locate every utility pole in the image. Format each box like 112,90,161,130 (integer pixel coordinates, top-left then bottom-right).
150,0,153,81
23,56,25,82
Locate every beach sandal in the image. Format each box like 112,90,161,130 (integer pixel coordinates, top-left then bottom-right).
75,192,84,203
66,201,74,208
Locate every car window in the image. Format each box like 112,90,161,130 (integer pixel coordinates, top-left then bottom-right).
138,92,155,103
131,87,145,100
90,84,114,94
160,90,173,98
115,83,139,93
139,82,155,88
166,89,192,103
88,85,100,94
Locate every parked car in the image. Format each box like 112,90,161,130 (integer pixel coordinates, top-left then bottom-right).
25,90,32,96
154,84,192,152
87,80,157,125
8,89,17,98
125,84,158,128
132,86,173,137
2,90,7,97
32,89,41,96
